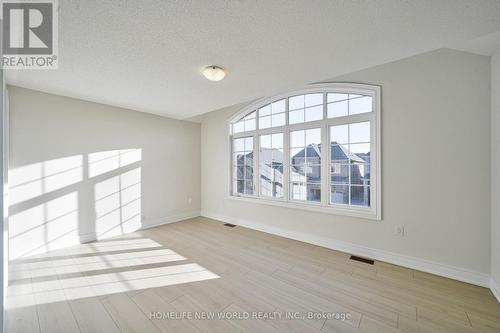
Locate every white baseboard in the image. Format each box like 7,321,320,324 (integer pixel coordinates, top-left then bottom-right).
491,278,500,302
79,232,97,243
140,211,201,230
201,211,490,288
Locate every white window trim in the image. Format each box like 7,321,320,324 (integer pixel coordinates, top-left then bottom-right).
227,83,381,220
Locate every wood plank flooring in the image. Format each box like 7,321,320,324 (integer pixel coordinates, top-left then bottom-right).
6,217,500,333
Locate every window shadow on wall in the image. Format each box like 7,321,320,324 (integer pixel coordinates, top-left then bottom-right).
8,148,143,260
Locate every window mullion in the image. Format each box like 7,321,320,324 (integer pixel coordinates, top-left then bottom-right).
348,123,351,206
284,129,290,202
230,136,234,196
371,118,376,210
284,97,290,202
325,113,373,127
323,92,328,120
254,134,259,197
321,93,328,206
256,107,259,130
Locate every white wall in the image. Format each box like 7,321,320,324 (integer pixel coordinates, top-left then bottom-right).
492,48,500,298
8,86,200,259
200,49,492,285
1,66,5,333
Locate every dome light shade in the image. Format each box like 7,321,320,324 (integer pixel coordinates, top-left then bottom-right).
202,65,226,81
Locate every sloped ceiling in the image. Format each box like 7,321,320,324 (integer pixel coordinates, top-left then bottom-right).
6,0,500,119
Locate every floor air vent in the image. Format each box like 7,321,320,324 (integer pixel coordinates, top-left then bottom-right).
224,223,237,227
349,255,374,265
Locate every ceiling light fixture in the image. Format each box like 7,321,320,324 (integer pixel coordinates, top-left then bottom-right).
202,65,226,82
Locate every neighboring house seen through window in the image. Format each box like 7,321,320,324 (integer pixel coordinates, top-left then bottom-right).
229,83,381,220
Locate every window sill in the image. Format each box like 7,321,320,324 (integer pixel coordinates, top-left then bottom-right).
227,195,381,220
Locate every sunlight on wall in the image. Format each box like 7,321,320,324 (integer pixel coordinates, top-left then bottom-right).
9,192,79,260
9,155,83,205
95,167,142,239
8,148,144,261
88,149,142,178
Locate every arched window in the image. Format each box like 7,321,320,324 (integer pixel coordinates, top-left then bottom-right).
228,83,381,220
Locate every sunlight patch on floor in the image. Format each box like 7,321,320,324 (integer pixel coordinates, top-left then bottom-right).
9,248,187,280
7,263,218,308
6,238,219,309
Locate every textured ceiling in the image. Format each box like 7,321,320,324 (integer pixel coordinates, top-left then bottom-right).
451,31,500,56
6,0,500,119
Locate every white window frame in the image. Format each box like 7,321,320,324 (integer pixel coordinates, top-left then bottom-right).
227,83,381,220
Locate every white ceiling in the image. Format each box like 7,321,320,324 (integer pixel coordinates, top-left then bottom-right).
451,31,500,56
6,1,500,119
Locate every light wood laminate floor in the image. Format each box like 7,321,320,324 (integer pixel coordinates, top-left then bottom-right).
6,217,500,333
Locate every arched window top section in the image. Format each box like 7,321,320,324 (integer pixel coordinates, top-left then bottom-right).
227,82,381,220
229,83,380,135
